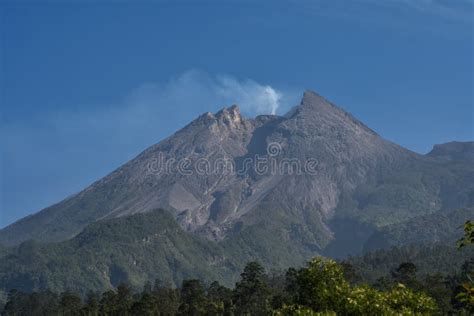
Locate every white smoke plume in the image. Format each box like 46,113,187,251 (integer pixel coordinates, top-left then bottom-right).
215,75,282,115
1,70,294,226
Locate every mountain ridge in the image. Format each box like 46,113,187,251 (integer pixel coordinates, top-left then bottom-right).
427,141,474,162
0,91,473,264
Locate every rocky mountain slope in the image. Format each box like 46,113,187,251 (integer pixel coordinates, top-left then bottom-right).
1,91,473,261
427,141,474,162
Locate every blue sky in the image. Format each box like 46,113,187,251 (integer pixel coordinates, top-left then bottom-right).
1,0,473,227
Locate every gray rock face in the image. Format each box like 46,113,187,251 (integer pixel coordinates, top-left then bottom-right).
1,91,473,256
427,141,474,162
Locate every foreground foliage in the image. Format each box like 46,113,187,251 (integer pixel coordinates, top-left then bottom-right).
282,258,437,315
1,214,473,315
5,256,469,315
454,220,474,310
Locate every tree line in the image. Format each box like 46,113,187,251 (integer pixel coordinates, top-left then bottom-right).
2,257,473,315
2,220,474,315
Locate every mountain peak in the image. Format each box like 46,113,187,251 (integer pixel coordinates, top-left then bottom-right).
215,105,243,126
2,88,456,250
301,90,331,106
284,90,342,118
284,90,378,136
189,105,243,128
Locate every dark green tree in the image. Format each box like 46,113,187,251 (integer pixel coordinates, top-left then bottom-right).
455,221,474,312
3,290,59,316
340,261,361,284
143,281,153,294
457,220,474,249
130,281,158,315
452,259,474,313
374,276,393,291
391,262,420,290
178,279,207,316
206,281,233,316
59,292,83,315
284,267,299,305
422,273,452,314
116,283,134,313
233,261,271,315
131,291,158,315
100,290,117,315
154,280,179,315
82,291,100,316
266,271,288,310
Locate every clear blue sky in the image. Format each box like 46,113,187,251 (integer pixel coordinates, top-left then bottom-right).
1,0,473,227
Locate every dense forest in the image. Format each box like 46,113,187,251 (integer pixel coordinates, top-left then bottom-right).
2,251,473,314
2,222,473,315
0,260,439,315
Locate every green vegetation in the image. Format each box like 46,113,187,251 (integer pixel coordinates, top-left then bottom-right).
346,244,474,284
363,208,474,251
2,258,450,315
454,220,474,310
458,220,474,249
0,220,474,316
335,160,474,229
1,209,473,300
3,215,474,314
0,210,237,294
0,207,330,296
